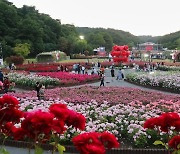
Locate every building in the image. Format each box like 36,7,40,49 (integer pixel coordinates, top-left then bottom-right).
132,42,164,60
93,47,106,57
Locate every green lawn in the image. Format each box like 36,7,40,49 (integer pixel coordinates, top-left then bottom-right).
24,58,109,64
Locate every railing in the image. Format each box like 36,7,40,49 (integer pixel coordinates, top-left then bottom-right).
1,140,171,154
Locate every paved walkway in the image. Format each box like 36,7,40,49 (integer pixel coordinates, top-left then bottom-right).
75,68,179,95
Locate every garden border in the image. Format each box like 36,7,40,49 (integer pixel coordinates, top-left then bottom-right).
125,79,180,94
0,140,171,154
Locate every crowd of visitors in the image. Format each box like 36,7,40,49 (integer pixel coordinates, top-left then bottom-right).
134,62,164,72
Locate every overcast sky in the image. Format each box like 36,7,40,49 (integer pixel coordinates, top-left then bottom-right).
9,0,180,36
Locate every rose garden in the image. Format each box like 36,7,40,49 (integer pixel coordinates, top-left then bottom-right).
0,46,180,154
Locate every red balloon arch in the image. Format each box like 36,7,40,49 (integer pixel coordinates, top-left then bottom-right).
110,45,130,62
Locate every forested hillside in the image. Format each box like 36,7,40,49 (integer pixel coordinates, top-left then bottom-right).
138,36,160,43
0,0,140,58
0,0,180,60
138,32,180,50
76,27,139,51
158,31,180,49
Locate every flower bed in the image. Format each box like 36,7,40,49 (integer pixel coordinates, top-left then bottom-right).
37,72,100,86
125,71,180,93
157,65,180,71
9,86,180,104
9,86,180,148
16,62,90,72
7,71,100,88
0,94,120,154
7,72,60,88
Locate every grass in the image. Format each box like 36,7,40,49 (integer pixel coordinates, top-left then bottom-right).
24,58,109,64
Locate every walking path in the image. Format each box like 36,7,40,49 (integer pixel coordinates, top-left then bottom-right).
75,68,179,95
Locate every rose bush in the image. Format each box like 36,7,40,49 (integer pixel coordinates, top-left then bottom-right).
144,112,180,153
0,95,119,154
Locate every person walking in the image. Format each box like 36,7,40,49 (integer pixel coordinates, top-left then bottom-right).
116,68,124,80
35,82,41,100
99,73,105,87
110,67,115,81
39,84,45,100
0,70,4,82
81,66,85,74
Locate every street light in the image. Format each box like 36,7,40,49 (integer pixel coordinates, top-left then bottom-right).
79,35,84,40
79,35,84,54
0,43,3,65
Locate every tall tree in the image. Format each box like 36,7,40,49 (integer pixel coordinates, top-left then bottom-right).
13,43,31,57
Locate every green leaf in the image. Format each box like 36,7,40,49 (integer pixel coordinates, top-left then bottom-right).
172,151,176,154
177,144,180,149
50,142,56,146
164,144,169,150
177,150,180,154
35,145,43,154
0,148,9,154
57,144,65,154
153,140,165,146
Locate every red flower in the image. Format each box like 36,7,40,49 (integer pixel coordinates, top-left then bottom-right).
12,127,26,140
168,135,180,149
100,132,120,149
21,110,54,139
0,95,23,124
66,110,86,130
2,95,19,108
83,144,105,154
49,104,69,121
144,112,180,132
158,112,180,132
2,122,26,140
144,117,159,129
172,120,180,131
51,120,66,134
72,132,103,154
2,122,15,136
72,132,119,154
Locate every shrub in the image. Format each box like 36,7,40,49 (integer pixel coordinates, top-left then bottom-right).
5,56,24,65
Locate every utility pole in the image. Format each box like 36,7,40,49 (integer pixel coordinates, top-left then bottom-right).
0,43,3,65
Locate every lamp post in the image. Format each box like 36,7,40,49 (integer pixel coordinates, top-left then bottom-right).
79,35,84,54
0,43,3,65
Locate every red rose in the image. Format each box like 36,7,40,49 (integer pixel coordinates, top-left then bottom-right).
144,117,159,129
72,132,119,154
168,135,180,149
100,132,120,149
49,103,69,121
21,110,54,139
66,110,86,130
